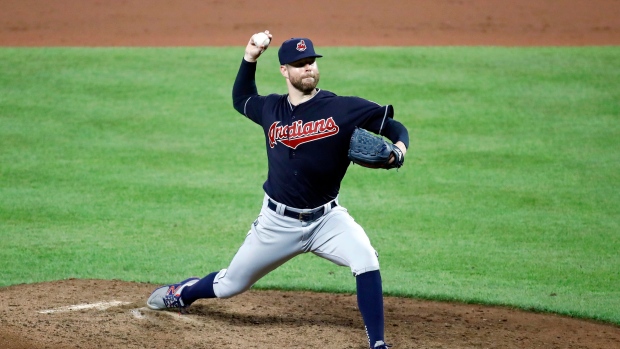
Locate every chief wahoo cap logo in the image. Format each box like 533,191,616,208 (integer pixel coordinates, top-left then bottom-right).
296,40,307,52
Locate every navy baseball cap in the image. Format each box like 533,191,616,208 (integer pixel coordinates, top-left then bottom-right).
278,38,323,65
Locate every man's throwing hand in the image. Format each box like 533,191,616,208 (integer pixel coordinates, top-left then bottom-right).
244,30,272,62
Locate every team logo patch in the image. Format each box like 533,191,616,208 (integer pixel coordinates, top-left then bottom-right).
296,40,307,52
166,285,179,296
268,117,339,149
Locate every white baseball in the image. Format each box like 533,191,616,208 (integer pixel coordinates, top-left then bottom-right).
252,32,270,48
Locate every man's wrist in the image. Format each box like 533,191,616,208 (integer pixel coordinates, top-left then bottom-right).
244,55,257,63
395,141,407,156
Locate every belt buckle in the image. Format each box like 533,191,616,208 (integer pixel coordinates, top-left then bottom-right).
298,211,311,221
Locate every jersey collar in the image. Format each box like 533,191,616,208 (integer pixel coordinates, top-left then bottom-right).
287,89,321,110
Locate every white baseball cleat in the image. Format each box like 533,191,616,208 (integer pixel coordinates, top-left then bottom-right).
146,277,200,310
373,341,393,349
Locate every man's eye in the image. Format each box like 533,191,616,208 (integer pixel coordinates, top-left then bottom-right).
291,59,315,68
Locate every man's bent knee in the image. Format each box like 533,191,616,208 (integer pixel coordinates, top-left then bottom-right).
212,269,254,298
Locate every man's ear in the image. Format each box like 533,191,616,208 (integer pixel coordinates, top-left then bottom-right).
280,65,289,79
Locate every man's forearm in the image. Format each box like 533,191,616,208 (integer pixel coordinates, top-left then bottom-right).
232,59,258,114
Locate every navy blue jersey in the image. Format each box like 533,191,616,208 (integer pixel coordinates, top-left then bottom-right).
233,60,409,208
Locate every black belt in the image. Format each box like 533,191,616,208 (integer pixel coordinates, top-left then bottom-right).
267,199,337,222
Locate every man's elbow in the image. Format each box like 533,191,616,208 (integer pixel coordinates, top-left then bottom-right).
232,96,246,115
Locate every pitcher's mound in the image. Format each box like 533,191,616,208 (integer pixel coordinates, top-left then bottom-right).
1,279,618,348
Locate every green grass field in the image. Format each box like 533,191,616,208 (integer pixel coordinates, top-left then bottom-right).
1,47,618,324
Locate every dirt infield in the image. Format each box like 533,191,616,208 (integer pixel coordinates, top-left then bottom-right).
1,0,619,46
1,1,620,348
1,279,620,349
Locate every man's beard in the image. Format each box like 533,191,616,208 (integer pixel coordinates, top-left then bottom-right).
290,72,320,94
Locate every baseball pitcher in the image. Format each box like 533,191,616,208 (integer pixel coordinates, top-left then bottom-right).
147,30,409,349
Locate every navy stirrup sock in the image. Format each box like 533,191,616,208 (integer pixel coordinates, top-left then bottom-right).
356,270,385,348
181,271,218,305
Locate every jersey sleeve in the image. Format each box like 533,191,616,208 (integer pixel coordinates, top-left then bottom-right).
232,59,267,125
352,97,410,149
377,117,410,149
